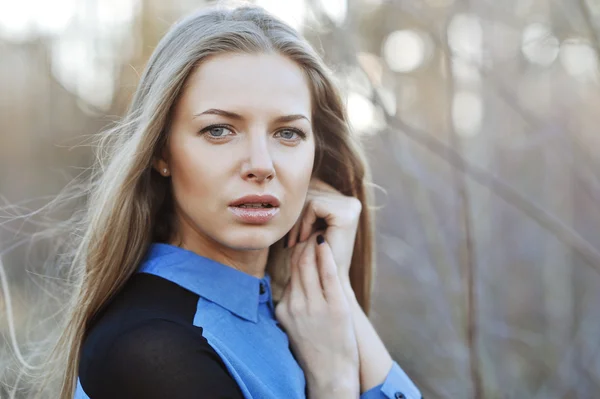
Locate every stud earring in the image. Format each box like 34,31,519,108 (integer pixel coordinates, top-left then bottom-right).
163,168,168,175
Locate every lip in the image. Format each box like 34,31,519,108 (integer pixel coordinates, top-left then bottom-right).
229,194,280,207
228,206,280,224
228,194,281,225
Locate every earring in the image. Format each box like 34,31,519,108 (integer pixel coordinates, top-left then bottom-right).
163,168,168,175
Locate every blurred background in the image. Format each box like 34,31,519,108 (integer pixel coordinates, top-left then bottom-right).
1,0,600,397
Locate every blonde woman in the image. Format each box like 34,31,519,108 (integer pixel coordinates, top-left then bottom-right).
27,3,422,399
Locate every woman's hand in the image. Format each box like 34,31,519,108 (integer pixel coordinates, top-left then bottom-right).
286,178,362,282
275,232,359,399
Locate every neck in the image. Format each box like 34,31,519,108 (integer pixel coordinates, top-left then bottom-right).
169,230,269,280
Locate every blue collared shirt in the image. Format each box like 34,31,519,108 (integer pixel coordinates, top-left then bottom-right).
75,243,421,399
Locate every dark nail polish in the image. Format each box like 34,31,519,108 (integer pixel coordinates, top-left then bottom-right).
316,234,324,245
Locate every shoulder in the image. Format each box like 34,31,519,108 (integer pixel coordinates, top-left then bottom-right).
80,272,200,361
79,274,244,398
80,318,244,398
87,272,200,329
80,273,198,358
79,272,199,376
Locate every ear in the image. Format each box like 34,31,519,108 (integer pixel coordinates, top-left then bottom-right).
152,148,170,177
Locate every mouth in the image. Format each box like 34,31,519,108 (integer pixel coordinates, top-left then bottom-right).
232,203,276,209
229,194,281,208
227,204,280,224
228,194,281,224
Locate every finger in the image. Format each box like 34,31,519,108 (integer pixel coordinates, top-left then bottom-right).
288,241,304,304
298,200,318,243
315,234,345,304
287,221,300,248
297,232,324,301
280,279,291,303
290,238,310,273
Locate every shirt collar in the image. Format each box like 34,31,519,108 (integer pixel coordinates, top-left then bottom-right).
137,243,271,323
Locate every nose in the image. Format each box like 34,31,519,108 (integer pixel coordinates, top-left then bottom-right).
241,132,275,183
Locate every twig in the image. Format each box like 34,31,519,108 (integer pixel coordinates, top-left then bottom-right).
440,26,483,399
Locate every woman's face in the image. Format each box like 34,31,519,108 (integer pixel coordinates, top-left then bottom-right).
156,52,315,252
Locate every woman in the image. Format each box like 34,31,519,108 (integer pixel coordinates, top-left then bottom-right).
29,3,422,399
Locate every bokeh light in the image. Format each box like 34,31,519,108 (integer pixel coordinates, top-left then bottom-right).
0,0,77,40
255,0,306,31
383,30,429,73
559,39,598,82
319,0,347,25
521,22,559,66
448,14,483,65
347,91,376,132
452,90,483,137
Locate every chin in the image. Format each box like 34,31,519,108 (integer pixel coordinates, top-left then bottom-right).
225,230,279,250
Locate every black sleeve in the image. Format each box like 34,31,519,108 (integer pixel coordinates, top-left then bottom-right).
81,319,245,399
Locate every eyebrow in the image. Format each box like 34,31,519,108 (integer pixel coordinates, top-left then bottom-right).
192,108,310,124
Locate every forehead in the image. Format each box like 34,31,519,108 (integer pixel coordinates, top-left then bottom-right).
180,52,312,117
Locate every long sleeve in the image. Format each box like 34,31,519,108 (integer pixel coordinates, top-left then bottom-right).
359,361,422,399
78,319,245,399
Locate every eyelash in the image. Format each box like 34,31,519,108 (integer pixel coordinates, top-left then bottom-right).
199,124,308,142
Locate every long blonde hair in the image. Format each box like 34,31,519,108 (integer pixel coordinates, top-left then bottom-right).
5,3,377,398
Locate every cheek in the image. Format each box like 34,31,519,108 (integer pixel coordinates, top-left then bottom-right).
170,144,224,210
279,143,314,182
276,145,315,220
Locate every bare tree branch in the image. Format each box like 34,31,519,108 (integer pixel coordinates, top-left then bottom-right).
311,0,600,272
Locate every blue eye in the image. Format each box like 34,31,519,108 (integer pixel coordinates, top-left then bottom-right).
199,125,307,142
279,130,296,139
207,126,231,137
276,128,306,141
200,125,234,140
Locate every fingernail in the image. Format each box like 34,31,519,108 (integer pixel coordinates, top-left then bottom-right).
316,234,324,245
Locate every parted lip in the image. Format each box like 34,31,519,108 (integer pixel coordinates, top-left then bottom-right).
229,194,280,207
